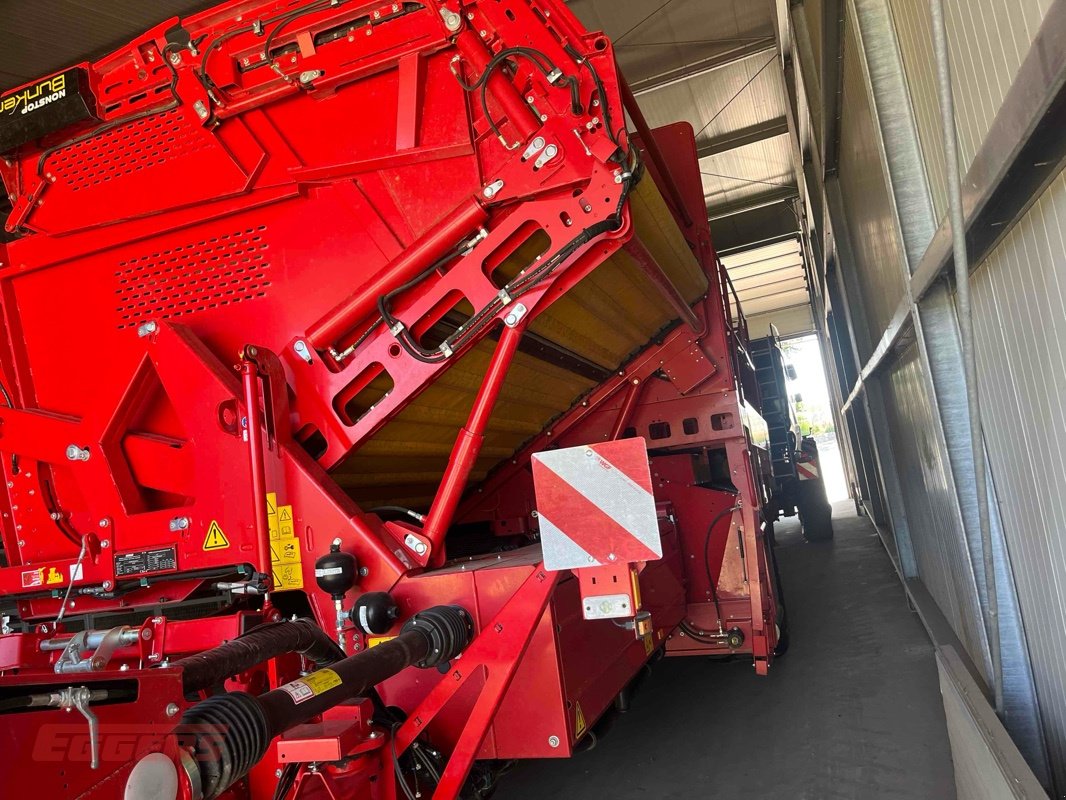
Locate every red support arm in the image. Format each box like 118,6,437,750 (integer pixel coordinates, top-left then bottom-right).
423,323,525,562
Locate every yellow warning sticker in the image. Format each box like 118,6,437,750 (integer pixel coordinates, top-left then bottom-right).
271,538,301,565
273,563,304,591
367,636,396,649
266,492,303,590
279,506,294,539
574,702,586,737
203,521,230,551
280,668,342,705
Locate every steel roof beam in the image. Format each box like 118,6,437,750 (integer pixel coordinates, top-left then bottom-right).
628,40,777,96
706,186,798,220
696,116,789,159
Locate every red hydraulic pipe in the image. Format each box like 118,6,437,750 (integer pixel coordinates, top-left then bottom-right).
423,325,524,562
619,76,694,229
306,198,488,351
610,377,645,439
454,30,539,145
241,353,274,589
623,236,707,338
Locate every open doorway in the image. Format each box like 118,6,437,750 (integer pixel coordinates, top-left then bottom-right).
779,334,849,502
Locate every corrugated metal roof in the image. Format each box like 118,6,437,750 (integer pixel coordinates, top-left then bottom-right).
721,237,808,318
571,0,776,86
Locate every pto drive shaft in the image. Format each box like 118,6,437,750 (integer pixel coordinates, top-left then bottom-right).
180,605,472,799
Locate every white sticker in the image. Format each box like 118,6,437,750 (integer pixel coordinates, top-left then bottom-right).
69,563,84,581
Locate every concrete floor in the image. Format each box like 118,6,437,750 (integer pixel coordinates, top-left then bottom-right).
496,502,957,799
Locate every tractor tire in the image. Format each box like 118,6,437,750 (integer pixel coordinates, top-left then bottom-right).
797,481,834,542
774,603,790,657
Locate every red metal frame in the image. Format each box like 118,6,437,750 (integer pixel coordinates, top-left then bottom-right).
0,1,782,798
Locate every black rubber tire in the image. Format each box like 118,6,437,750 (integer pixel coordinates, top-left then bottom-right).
774,603,790,657
765,520,790,658
797,481,834,542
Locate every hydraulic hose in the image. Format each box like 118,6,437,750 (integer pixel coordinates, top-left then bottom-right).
181,606,472,800
174,617,346,693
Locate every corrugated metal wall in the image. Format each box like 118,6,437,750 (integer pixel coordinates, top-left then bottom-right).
835,16,907,356
814,0,1062,789
971,171,1066,791
888,0,1052,224
881,345,989,680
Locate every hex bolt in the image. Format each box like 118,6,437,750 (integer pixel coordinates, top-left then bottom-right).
168,52,181,66
548,735,560,748
137,321,158,338
165,703,180,717
66,445,90,462
169,516,191,532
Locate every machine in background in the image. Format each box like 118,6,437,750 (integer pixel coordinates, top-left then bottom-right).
750,327,834,542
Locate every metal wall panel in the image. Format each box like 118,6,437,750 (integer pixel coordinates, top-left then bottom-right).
882,344,990,680
971,170,1066,791
887,0,1052,224
835,18,907,356
937,646,1048,799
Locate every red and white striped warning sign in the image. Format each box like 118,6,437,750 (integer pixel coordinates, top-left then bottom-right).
531,438,662,571
796,460,820,480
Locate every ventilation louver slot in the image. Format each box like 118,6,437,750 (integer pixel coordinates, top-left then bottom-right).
49,107,208,192
114,226,270,329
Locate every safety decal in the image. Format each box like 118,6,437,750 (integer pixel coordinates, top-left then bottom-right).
268,491,303,590
367,636,396,649
280,668,342,705
796,461,820,481
21,566,64,588
203,521,230,551
531,438,663,571
574,702,586,738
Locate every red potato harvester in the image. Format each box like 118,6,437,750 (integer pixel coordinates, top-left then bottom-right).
0,1,786,798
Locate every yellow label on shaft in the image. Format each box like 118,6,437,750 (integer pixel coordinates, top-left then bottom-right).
281,668,342,705
367,636,396,649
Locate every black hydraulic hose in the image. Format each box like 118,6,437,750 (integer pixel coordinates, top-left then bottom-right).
701,503,740,633
174,617,345,693
181,606,472,800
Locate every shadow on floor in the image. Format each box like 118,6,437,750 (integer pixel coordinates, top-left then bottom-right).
494,502,956,799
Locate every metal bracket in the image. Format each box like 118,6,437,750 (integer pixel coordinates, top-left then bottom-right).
52,626,139,674
503,303,527,328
